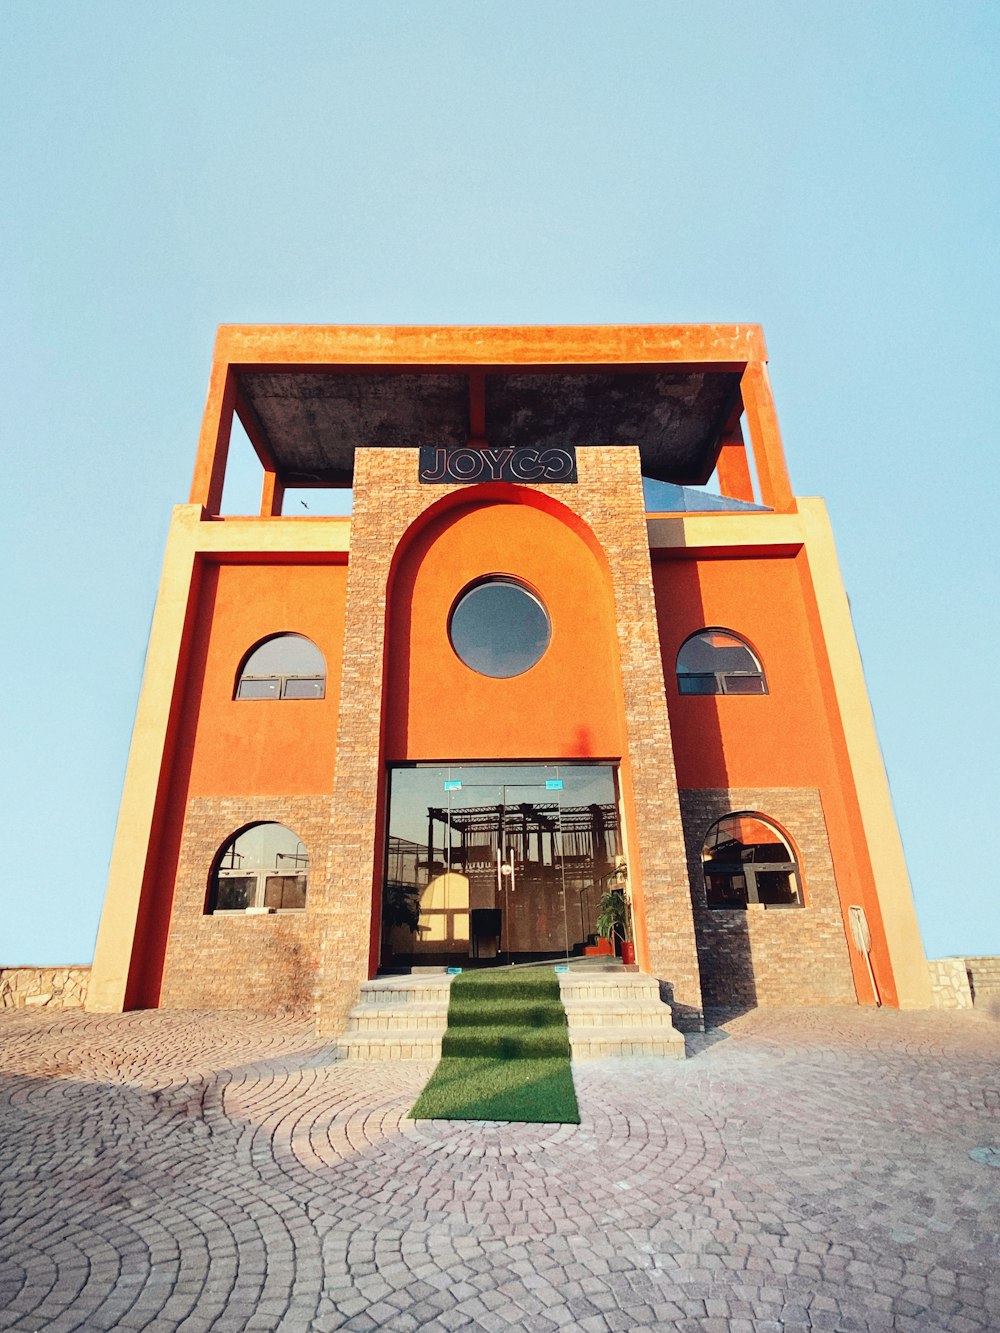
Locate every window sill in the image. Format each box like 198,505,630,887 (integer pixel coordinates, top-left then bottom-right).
207,908,308,917
706,903,805,913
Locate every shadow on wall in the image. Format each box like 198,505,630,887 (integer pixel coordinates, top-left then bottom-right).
652,552,759,1014
694,915,758,1013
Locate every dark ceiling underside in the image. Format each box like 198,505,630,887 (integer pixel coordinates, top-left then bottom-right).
237,368,742,485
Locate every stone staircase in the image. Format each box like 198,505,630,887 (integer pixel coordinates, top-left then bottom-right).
335,973,454,1060
338,964,684,1060
558,969,685,1059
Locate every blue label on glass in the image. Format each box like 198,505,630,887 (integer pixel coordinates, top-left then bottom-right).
444,780,462,791
546,779,564,790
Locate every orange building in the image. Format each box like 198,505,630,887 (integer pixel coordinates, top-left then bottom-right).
88,324,932,1032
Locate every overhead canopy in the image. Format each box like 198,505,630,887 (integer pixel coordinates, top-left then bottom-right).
235,365,743,486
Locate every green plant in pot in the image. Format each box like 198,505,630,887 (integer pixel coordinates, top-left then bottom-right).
381,880,421,963
594,875,635,965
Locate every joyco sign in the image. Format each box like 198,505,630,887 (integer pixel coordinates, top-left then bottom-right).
419,446,578,485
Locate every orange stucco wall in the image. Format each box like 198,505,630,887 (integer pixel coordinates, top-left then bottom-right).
385,498,624,762
652,551,893,1004
184,561,347,796
125,558,348,1006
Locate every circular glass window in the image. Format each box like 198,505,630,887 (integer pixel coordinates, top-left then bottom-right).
449,578,551,678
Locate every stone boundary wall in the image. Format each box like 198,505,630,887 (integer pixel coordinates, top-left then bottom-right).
928,957,1000,1010
1,967,91,1010
7,958,1000,1015
927,959,973,1009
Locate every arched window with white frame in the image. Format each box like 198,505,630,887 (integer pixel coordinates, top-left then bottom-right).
207,823,309,913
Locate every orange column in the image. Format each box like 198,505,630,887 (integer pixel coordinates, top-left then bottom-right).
189,363,236,514
261,470,285,517
716,426,755,503
741,363,795,513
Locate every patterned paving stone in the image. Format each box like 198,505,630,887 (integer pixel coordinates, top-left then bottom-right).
0,1007,998,1330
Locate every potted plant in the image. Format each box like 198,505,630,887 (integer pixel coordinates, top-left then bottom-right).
381,880,421,963
594,878,636,965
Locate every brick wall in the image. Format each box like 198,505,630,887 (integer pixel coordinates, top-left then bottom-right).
965,957,1000,1004
159,796,331,1014
679,788,857,1008
315,447,703,1035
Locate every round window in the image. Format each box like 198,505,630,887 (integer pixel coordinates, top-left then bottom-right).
448,577,551,678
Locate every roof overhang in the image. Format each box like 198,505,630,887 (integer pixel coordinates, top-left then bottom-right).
216,324,766,487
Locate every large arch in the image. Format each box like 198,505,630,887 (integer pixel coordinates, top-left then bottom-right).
378,484,629,968
383,485,625,762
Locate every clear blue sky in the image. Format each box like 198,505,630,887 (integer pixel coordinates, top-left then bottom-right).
2,2,997,965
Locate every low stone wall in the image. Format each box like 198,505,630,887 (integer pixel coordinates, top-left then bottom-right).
928,957,1000,1010
4,957,996,1017
0,967,91,1010
966,957,1000,1006
927,959,973,1009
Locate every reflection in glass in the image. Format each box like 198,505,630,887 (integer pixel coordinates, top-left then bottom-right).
676,630,766,696
383,764,621,964
236,633,327,699
209,823,309,912
236,678,281,700
702,813,801,909
449,580,551,678
216,875,255,912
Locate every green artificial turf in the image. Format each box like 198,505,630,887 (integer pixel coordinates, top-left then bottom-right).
409,967,580,1123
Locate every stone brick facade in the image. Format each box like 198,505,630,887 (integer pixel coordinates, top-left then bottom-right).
315,446,703,1034
679,788,857,1008
159,796,331,1014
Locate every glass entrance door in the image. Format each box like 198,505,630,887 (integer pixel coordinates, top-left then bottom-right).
382,763,621,967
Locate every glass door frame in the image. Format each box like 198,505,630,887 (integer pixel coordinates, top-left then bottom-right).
380,760,623,969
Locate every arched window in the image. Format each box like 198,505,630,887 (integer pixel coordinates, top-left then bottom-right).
207,823,309,913
235,634,326,700
701,813,802,909
676,629,766,695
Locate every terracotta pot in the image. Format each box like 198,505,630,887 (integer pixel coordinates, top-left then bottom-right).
620,941,636,966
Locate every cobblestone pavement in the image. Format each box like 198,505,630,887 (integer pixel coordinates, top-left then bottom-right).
1,1007,998,1332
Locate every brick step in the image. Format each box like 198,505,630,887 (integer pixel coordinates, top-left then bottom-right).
339,968,685,1061
561,1000,678,1029
557,976,664,1004
356,977,455,1006
346,1001,451,1033
569,1025,685,1060
336,1030,444,1061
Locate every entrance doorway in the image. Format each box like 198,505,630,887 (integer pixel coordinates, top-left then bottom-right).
382,763,621,967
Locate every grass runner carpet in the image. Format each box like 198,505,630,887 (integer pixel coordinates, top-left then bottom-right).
409,966,580,1123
